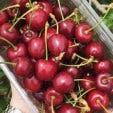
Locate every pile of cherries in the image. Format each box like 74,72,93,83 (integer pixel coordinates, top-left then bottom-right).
0,0,113,113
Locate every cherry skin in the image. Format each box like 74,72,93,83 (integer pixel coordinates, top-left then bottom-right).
0,22,19,43
28,37,45,59
53,5,70,21
59,104,79,113
24,75,42,92
94,59,113,73
75,23,93,44
26,8,48,31
45,87,64,106
7,43,27,60
38,0,53,15
59,19,75,39
80,76,95,91
12,57,33,77
53,71,75,93
0,12,8,26
66,66,80,79
95,73,113,92
85,41,105,59
48,34,68,56
35,59,58,81
87,90,109,110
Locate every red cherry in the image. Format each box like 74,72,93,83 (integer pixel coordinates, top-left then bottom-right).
35,59,58,81
26,8,48,31
59,19,75,39
53,71,75,93
94,59,113,73
24,75,42,92
12,0,28,7
96,73,113,92
80,76,95,91
48,34,68,56
75,23,93,44
28,37,45,59
53,5,70,21
85,41,105,59
45,87,64,106
7,43,27,60
12,57,33,77
59,104,79,113
38,0,53,15
0,12,8,26
87,90,109,110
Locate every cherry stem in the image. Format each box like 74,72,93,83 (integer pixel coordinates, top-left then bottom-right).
9,5,40,32
49,13,59,34
0,37,16,50
45,22,49,60
104,77,113,82
0,4,20,13
74,79,94,83
0,62,16,66
57,0,64,20
96,100,110,113
55,52,65,61
85,4,112,34
69,43,79,48
51,96,55,113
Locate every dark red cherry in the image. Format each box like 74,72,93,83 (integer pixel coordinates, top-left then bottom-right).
53,5,70,21
12,0,28,7
59,104,79,113
67,66,80,78
38,0,53,15
35,59,58,81
75,23,93,44
26,8,48,31
85,41,105,59
80,76,95,91
28,37,45,59
53,71,75,93
0,12,8,26
45,87,63,106
94,59,113,73
12,57,33,77
87,90,109,110
48,34,68,56
24,75,42,92
96,73,113,92
0,22,19,43
7,43,27,60
59,19,75,39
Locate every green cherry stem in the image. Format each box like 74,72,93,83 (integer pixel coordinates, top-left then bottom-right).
0,62,16,66
74,79,94,83
45,22,49,60
51,96,55,113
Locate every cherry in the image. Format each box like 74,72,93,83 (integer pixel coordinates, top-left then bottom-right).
67,66,80,78
75,23,93,44
59,104,79,113
80,76,95,91
53,5,70,21
85,41,105,59
28,37,45,59
35,59,58,81
45,87,64,106
7,43,27,60
0,22,19,43
38,0,53,15
26,8,48,31
48,34,68,56
0,11,8,26
24,75,42,92
53,71,75,93
59,19,75,39
94,59,113,73
87,90,109,110
12,57,33,77
95,73,113,92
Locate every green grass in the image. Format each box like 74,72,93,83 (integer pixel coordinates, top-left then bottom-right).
0,69,11,113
